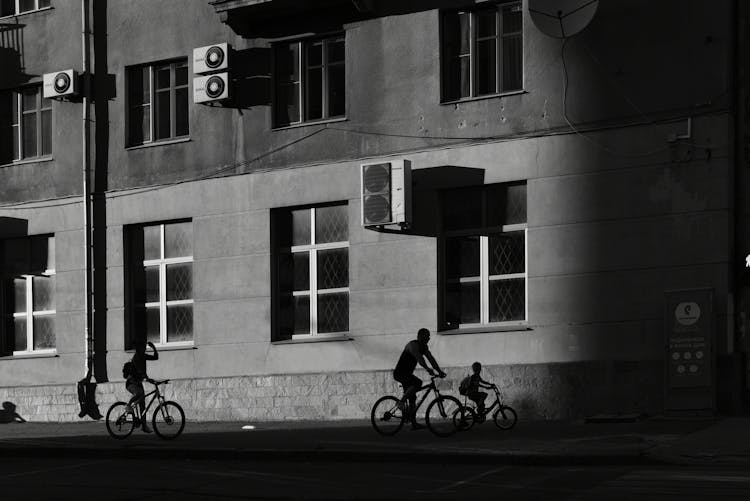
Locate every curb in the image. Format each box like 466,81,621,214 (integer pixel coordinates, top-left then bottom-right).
0,444,666,466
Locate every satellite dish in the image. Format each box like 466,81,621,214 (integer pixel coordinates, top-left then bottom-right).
529,0,599,38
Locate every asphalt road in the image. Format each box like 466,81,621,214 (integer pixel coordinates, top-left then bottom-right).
1,457,749,500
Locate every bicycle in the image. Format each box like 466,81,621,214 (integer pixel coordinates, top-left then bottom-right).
370,375,464,437
454,383,517,431
106,378,185,440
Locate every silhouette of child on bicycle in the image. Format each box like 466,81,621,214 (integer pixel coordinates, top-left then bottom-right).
465,361,493,417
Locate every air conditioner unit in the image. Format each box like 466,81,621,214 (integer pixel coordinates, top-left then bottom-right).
361,159,412,227
193,73,230,104
193,43,230,74
43,70,78,98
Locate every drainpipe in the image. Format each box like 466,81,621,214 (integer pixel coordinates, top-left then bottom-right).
81,0,93,379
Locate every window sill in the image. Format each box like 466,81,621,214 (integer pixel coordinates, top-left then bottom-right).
273,334,353,345
125,342,195,352
126,137,191,151
0,350,58,360
0,156,54,168
439,323,530,335
441,89,527,106
0,6,53,20
273,116,348,131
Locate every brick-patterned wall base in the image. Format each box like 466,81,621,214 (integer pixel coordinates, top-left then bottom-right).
0,361,663,423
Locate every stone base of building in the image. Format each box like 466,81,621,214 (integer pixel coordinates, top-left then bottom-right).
0,361,663,423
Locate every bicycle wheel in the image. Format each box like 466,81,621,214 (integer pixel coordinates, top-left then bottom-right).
425,396,463,437
106,402,136,439
454,405,476,431
493,405,518,430
152,401,185,440
370,396,406,436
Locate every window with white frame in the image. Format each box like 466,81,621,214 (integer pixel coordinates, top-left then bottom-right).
127,221,193,347
0,86,52,164
272,203,349,340
274,35,345,127
0,0,50,17
441,1,522,101
441,183,526,330
1,235,55,355
127,60,189,146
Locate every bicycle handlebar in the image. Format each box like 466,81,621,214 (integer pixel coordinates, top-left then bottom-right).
146,378,170,385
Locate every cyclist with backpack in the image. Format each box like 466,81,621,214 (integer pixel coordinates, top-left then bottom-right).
459,361,493,417
122,340,159,433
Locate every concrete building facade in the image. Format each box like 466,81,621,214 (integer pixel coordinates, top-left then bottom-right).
0,0,746,422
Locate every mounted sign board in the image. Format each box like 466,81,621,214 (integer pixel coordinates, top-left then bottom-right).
664,288,715,415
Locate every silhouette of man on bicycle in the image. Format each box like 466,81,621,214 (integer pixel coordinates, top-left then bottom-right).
124,340,159,433
393,328,446,429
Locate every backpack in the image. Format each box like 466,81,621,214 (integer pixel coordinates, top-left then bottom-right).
458,375,472,395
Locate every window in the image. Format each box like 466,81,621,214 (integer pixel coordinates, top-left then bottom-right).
442,1,522,101
126,221,193,347
441,183,527,330
274,35,345,127
127,60,189,146
272,203,349,340
0,235,55,356
0,86,52,164
0,0,50,17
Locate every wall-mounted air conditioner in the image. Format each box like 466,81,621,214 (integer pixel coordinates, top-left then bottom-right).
193,73,230,104
193,43,231,74
43,70,78,99
361,159,412,227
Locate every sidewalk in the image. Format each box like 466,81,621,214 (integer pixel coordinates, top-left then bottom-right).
0,415,748,466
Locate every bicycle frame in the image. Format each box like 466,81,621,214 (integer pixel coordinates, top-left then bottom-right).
129,380,166,418
405,377,443,413
465,385,503,415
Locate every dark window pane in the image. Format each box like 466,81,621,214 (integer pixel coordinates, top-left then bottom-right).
167,304,193,342
446,281,480,326
489,232,525,275
164,221,192,258
39,0,50,7
175,88,188,136
502,34,522,91
19,0,35,13
0,92,13,163
5,238,30,275
505,183,527,224
275,83,299,125
22,87,37,111
306,67,322,120
22,112,37,157
144,266,159,303
317,248,348,289
12,125,19,160
155,65,171,90
503,3,522,33
11,91,18,122
14,317,26,350
489,278,525,322
1,0,15,16
446,236,480,279
328,64,345,117
129,104,150,144
291,209,311,246
475,39,497,95
166,263,192,301
443,12,470,100
155,90,171,139
315,205,347,243
128,67,150,105
293,295,310,335
292,252,309,291
475,9,497,38
175,63,188,87
327,39,345,64
143,225,160,260
317,292,348,333
276,43,300,83
32,315,55,349
13,278,26,313
32,275,54,311
307,42,322,67
41,109,51,155
145,306,160,344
